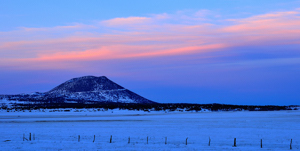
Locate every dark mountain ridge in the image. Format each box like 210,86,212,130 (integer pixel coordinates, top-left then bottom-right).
48,76,124,93
0,76,156,108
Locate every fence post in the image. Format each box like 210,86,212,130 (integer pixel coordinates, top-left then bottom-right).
165,137,167,144
209,137,211,146
147,136,148,144
261,139,262,148
110,135,112,143
23,134,28,141
128,137,130,144
78,135,80,142
233,138,236,147
93,135,95,143
29,133,31,141
290,139,292,150
186,137,188,145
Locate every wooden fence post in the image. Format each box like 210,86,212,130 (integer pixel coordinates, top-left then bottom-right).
29,133,31,141
165,137,167,144
186,137,188,145
290,139,292,150
147,136,148,144
209,137,211,146
233,138,236,147
23,134,28,141
93,135,95,143
78,135,80,142
110,135,112,143
128,137,130,144
261,139,262,148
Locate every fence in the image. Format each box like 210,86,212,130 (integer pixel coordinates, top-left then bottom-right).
22,133,295,150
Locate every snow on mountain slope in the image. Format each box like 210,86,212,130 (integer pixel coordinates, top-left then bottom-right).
48,76,124,94
0,76,156,106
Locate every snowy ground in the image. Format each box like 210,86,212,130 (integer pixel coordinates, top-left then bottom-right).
0,109,299,150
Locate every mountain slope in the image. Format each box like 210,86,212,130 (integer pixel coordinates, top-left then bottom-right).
48,76,124,93
0,76,156,108
45,76,154,104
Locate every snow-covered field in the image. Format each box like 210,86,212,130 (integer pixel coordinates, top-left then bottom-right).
0,109,299,150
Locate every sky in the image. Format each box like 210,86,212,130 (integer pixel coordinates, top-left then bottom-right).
1,0,300,105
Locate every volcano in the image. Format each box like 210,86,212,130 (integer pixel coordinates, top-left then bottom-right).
46,76,155,104
0,76,156,108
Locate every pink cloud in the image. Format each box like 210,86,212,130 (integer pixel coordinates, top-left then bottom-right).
101,17,151,26
223,11,300,34
27,43,226,61
1,9,300,71
219,10,300,48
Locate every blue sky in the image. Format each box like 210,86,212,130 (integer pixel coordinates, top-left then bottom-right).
1,0,300,105
1,0,299,30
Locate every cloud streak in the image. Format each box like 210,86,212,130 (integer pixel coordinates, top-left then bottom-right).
101,17,151,26
1,9,300,70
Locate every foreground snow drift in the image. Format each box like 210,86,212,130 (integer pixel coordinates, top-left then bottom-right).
0,110,299,150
